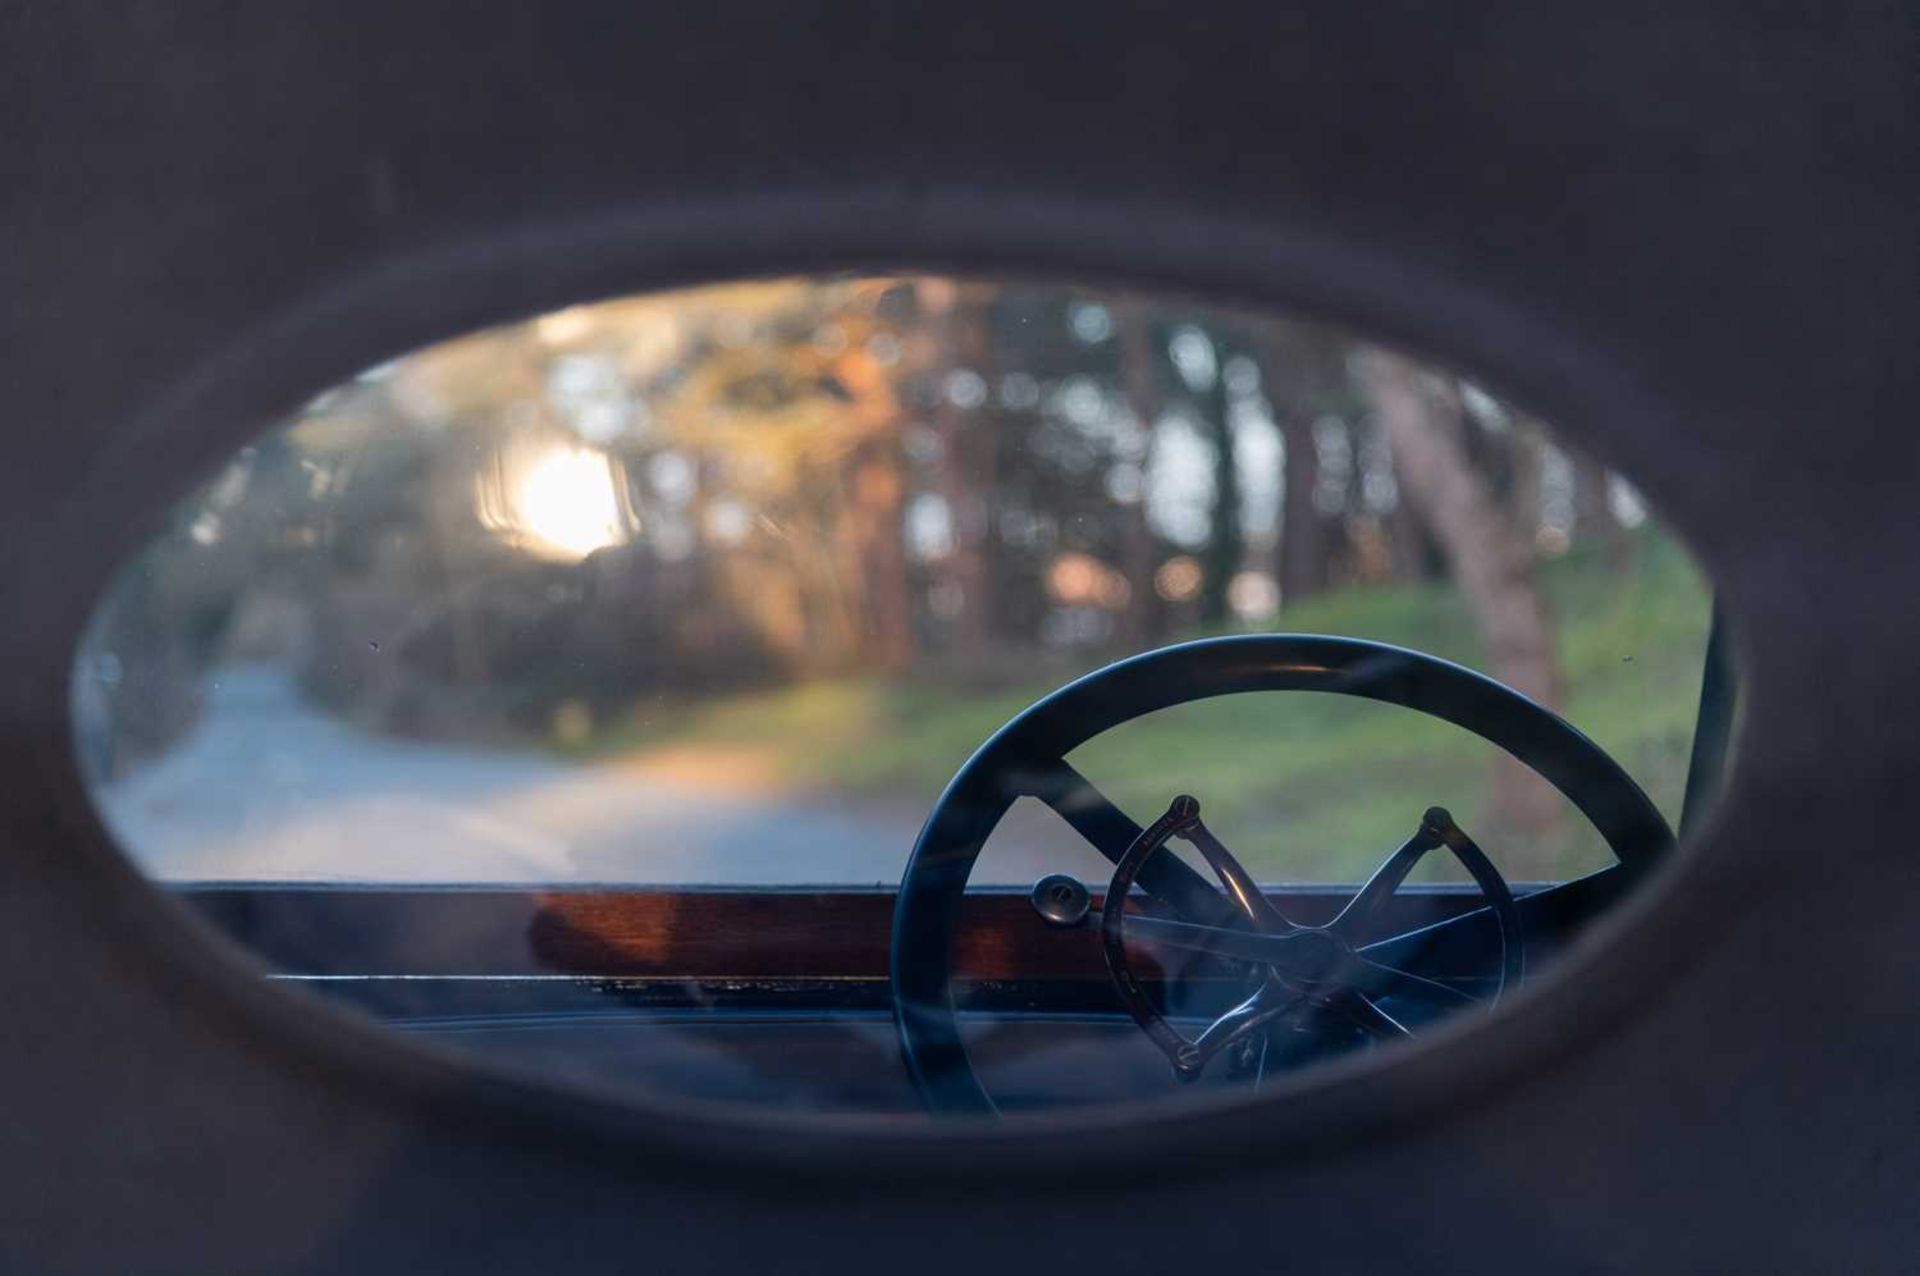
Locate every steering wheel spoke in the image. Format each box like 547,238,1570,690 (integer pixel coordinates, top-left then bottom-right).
1183,982,1305,1077
1328,817,1445,943
1022,757,1240,927
1347,955,1483,1013
1182,815,1295,932
1331,988,1413,1040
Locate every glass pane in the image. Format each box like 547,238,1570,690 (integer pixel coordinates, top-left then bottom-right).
75,277,1711,889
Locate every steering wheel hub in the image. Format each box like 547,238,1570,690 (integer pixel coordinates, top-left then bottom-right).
1097,794,1521,1082
1285,927,1349,981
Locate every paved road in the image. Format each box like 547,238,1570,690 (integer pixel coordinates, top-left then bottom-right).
97,665,1096,885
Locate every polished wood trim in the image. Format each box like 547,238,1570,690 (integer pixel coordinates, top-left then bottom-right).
178,884,1505,981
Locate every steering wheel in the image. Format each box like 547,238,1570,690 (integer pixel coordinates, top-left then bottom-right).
890,635,1675,1115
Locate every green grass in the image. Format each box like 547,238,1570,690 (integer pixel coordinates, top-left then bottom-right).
582,531,1715,883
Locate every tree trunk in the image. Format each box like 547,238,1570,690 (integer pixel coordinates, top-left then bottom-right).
1251,325,1350,607
1386,484,1444,583
920,279,996,649
845,443,912,671
1199,332,1241,627
1278,412,1326,607
1358,350,1564,843
1507,428,1545,549
1114,300,1164,644
1571,454,1628,569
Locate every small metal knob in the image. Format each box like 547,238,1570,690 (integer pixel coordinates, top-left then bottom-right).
1030,873,1091,927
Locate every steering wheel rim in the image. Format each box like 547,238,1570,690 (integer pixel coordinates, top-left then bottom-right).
890,634,1676,1116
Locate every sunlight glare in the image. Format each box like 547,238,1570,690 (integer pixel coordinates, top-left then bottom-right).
498,445,631,561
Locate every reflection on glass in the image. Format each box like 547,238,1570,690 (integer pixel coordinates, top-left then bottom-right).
75,278,1711,887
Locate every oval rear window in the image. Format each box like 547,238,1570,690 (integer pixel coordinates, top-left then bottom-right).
72,276,1727,1119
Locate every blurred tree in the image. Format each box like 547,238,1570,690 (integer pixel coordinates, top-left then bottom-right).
648,281,913,672
1113,299,1168,644
1571,454,1627,567
1357,349,1564,839
917,279,998,651
1251,322,1352,608
1196,326,1241,627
